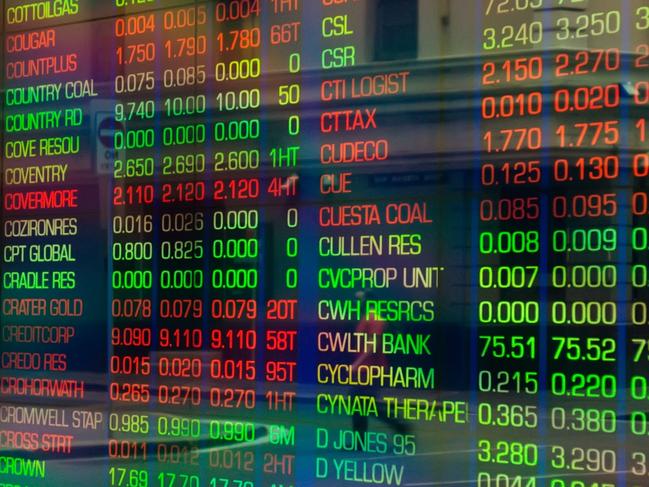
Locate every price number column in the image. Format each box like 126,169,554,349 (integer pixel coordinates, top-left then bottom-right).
479,2,544,485
155,4,209,487
546,4,624,486
208,1,262,487
628,3,649,486
109,4,158,487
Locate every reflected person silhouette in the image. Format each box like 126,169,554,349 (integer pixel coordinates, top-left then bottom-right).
350,290,409,446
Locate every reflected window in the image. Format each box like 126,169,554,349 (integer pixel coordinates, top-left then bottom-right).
374,0,418,61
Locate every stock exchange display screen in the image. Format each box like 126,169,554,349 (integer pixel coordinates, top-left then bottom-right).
2,0,649,486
